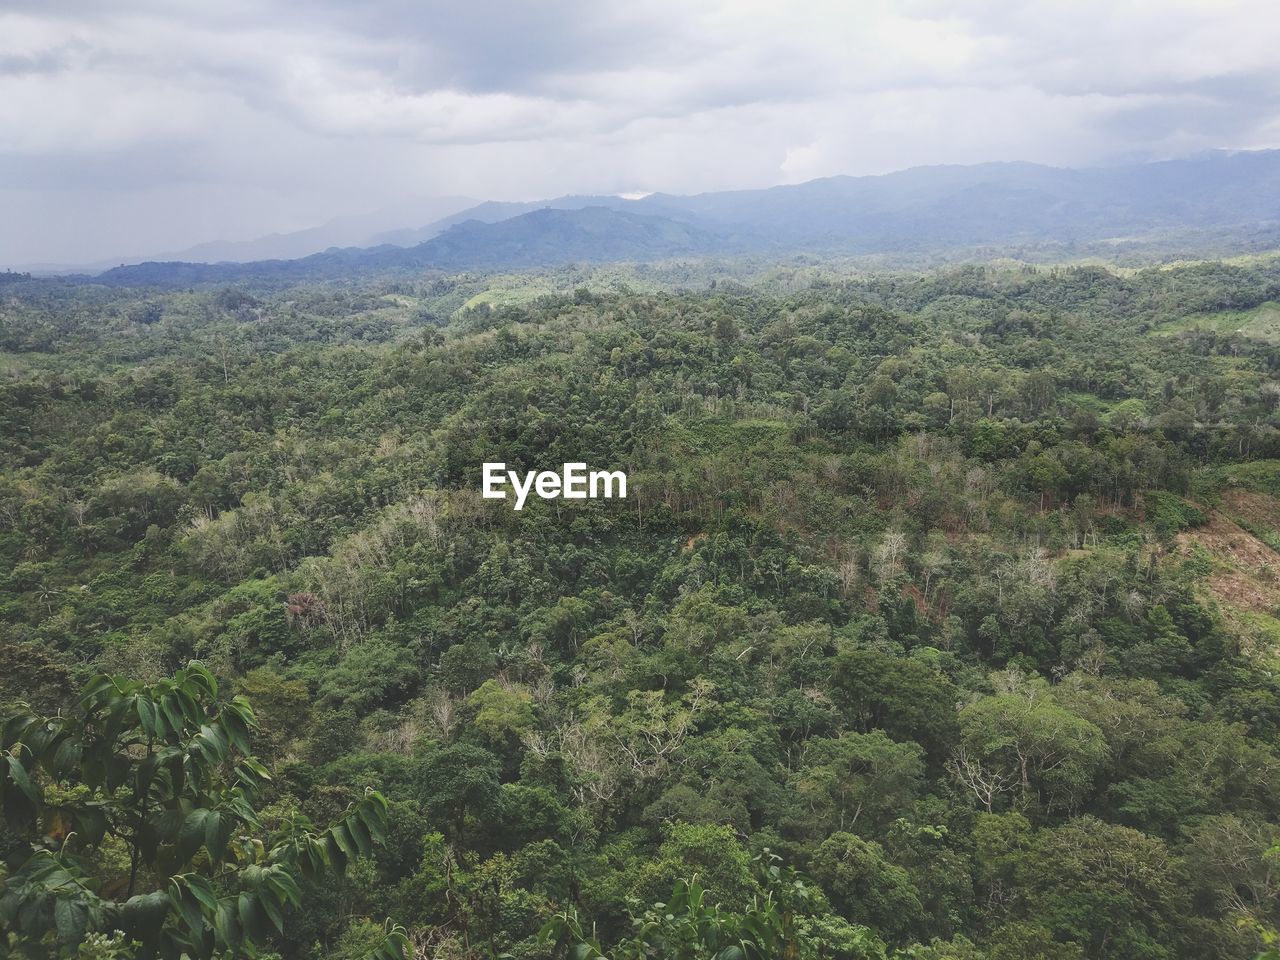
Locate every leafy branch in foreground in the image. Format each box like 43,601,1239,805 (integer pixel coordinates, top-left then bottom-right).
0,661,407,960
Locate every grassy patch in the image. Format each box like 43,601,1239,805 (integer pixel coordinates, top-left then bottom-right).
1151,301,1280,342
1216,461,1280,498
1238,611,1280,654
459,284,556,311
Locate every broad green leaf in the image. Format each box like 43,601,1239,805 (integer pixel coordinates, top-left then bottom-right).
330,822,359,860
347,812,373,852
238,891,268,942
169,881,203,935
214,899,241,949
178,808,211,863
206,810,235,863
183,873,219,912
258,887,285,933
119,890,169,938
5,755,41,805
75,806,109,845
136,696,158,737
53,896,89,945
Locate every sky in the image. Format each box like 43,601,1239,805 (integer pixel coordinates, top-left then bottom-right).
3,0,1280,266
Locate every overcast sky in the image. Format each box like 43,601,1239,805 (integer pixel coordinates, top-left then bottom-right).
4,0,1280,265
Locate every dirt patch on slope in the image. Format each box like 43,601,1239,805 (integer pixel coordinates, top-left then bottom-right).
1179,511,1279,571
1222,489,1280,534
1207,573,1278,615
1176,510,1279,616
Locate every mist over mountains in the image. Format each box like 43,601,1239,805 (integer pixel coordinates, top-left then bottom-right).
152,196,477,266
85,151,1280,286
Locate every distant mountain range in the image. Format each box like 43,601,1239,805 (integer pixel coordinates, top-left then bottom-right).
152,195,477,264
87,151,1280,286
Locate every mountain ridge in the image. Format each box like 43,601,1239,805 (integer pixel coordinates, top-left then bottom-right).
84,151,1280,286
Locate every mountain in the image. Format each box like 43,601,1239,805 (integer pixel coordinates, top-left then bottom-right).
390,206,728,268
93,207,728,286
617,152,1280,249
87,151,1280,286
135,196,477,265
368,195,629,247
381,151,1280,254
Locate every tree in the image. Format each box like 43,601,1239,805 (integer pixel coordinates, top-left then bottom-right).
235,667,310,761
951,673,1107,813
467,679,536,743
985,921,1082,960
828,647,958,757
808,833,925,946
788,731,924,835
1015,817,1183,959
0,662,406,960
414,742,501,844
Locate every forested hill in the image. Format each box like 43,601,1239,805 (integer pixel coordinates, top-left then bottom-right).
85,150,1280,287
5,257,1280,958
91,208,731,287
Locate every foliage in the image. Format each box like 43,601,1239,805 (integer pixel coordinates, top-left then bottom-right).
0,662,404,960
6,255,1280,958
539,853,885,960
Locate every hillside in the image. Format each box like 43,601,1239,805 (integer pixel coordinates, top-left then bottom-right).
5,258,1280,958
387,205,731,268
91,207,729,287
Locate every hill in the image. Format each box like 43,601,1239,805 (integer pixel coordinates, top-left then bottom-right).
7,258,1280,957
84,151,1280,286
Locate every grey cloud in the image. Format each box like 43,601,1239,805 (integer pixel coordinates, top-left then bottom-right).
0,42,83,75
2,0,1280,265
1097,96,1274,149
291,0,695,92
0,148,212,190
1084,71,1280,154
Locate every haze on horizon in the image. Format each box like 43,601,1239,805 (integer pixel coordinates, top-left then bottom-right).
3,0,1280,266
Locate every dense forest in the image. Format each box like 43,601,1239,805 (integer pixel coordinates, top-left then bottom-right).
4,254,1280,959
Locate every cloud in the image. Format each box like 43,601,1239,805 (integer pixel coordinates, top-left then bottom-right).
2,0,1279,264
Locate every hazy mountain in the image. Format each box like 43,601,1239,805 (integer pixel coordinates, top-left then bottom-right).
616,152,1280,249
368,195,629,247
88,151,1280,286
94,206,727,285
394,206,728,268
379,151,1280,254
141,196,477,265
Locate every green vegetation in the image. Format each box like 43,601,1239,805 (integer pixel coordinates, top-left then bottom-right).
4,256,1280,958
1150,301,1280,343
1,662,405,959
